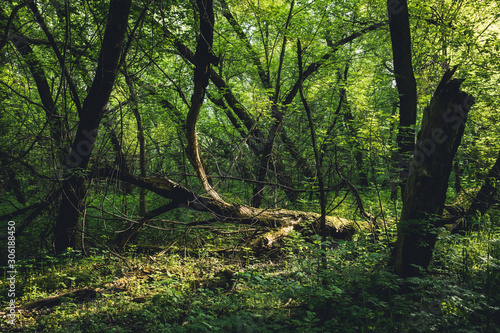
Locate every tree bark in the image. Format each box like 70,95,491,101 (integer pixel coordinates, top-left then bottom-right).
95,168,363,245
53,0,132,254
185,0,226,205
393,67,475,277
387,0,417,193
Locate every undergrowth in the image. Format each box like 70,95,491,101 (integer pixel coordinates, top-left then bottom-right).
1,215,500,332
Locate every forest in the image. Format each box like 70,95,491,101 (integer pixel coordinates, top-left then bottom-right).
1,0,500,331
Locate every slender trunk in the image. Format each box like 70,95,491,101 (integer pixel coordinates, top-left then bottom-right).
252,1,294,208
124,66,147,215
185,0,229,207
297,39,326,237
387,0,417,194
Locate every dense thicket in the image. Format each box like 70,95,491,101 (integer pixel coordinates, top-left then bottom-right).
1,0,499,277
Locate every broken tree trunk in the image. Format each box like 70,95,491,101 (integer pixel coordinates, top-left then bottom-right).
96,168,365,249
465,150,500,219
443,150,500,232
393,67,475,277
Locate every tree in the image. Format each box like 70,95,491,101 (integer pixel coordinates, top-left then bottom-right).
387,0,417,195
393,67,474,277
53,0,132,253
0,0,498,263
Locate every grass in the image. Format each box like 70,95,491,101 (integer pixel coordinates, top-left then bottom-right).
2,218,500,332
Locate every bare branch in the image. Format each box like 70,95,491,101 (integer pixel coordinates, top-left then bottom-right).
0,0,34,51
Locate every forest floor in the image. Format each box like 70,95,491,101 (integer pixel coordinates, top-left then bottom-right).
1,223,500,333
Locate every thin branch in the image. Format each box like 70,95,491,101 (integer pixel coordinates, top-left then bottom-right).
28,1,83,115
0,0,34,51
220,0,270,89
283,22,385,106
297,38,326,237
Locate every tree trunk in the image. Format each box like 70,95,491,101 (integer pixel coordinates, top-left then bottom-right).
466,150,500,217
393,67,475,277
95,168,364,248
185,0,225,205
387,0,418,193
53,0,132,254
251,1,294,208
446,150,500,233
124,65,147,215
298,39,327,237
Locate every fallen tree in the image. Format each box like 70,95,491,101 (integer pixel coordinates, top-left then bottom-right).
443,149,500,232
96,167,366,250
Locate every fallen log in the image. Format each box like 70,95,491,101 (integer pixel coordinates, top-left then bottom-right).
96,168,368,249
20,288,96,310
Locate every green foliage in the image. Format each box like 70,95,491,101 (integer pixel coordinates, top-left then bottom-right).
2,223,499,332
1,0,500,331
